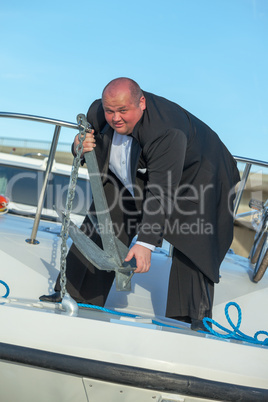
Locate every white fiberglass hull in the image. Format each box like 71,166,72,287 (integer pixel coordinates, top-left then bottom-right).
0,298,268,402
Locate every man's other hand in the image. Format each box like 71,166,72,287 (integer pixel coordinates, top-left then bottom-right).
125,244,151,273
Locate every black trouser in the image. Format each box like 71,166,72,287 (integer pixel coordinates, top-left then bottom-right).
165,248,214,321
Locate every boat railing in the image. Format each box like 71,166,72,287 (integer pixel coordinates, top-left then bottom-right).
233,156,268,218
0,112,267,245
0,112,80,244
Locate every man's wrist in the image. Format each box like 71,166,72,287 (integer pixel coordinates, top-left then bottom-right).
136,241,155,252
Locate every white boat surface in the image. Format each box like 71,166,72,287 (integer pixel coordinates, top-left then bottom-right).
0,112,268,402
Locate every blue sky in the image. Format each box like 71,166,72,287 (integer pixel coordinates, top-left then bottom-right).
0,0,267,161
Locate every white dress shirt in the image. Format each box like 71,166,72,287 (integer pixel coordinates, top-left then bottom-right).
109,131,134,196
109,131,155,252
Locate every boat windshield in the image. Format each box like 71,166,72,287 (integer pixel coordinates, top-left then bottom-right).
0,163,91,218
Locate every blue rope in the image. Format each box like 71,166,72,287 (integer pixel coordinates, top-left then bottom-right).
79,302,268,341
78,303,184,329
0,280,10,298
78,303,139,318
1,281,267,344
203,302,268,346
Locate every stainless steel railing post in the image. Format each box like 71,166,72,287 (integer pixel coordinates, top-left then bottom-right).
233,162,252,217
26,125,61,244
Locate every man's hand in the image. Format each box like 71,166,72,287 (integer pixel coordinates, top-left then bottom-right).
125,244,152,273
74,130,96,157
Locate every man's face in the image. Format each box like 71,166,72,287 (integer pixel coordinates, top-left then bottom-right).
102,90,146,135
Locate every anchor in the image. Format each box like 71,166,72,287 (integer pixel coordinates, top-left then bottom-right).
58,114,136,292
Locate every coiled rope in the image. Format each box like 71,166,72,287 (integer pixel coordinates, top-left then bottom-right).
203,302,268,346
0,280,10,298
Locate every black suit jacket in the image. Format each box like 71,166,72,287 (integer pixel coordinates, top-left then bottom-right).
86,91,240,283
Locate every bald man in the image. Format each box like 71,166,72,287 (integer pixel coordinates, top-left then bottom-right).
40,77,240,331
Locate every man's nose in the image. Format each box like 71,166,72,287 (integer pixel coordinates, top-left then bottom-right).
112,112,121,122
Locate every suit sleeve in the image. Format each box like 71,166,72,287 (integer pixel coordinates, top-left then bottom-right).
137,129,187,247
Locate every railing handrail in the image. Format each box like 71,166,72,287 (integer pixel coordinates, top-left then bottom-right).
0,111,79,130
1,114,267,166
234,155,268,168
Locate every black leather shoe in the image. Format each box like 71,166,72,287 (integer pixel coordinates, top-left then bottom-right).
39,291,62,303
191,319,211,332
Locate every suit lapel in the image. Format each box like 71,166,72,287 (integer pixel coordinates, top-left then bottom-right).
94,124,113,177
130,137,142,184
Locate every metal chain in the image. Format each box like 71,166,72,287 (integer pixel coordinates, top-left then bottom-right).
59,116,90,298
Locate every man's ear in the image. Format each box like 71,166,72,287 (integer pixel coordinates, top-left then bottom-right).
86,99,106,131
140,96,146,111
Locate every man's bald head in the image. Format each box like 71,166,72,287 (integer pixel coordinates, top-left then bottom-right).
101,77,146,135
102,77,143,106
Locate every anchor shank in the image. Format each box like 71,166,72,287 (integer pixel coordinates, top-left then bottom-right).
84,151,125,265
